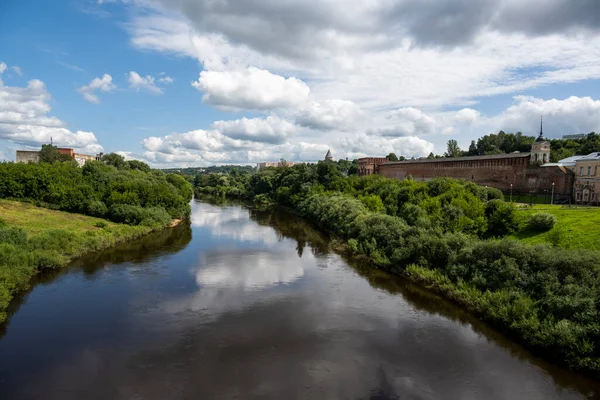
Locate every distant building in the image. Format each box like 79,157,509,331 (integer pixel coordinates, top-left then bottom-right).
356,121,578,200
16,147,102,167
257,161,300,170
325,149,333,161
562,134,587,140
554,153,600,205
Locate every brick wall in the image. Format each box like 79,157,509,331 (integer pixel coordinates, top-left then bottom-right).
378,156,573,197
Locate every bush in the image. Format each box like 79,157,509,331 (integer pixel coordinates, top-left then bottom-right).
528,212,557,232
0,227,28,246
87,200,108,217
94,221,108,229
108,204,171,227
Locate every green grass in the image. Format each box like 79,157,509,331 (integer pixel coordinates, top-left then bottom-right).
512,204,600,250
0,200,156,324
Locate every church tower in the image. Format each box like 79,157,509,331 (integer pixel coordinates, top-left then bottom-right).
530,117,551,164
325,149,333,161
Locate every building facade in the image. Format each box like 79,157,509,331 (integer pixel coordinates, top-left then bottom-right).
573,153,600,205
16,148,101,167
357,131,577,199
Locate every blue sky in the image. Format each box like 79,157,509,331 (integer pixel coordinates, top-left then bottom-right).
2,0,600,166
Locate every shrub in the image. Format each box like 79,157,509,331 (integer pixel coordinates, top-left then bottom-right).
0,227,28,246
528,212,557,232
108,204,171,227
94,221,108,229
87,200,108,217
485,199,520,237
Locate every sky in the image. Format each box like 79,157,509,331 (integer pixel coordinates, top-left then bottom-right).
1,0,600,167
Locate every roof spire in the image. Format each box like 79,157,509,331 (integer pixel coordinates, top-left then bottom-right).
540,115,543,137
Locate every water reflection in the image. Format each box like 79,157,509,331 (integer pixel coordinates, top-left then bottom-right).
0,200,598,400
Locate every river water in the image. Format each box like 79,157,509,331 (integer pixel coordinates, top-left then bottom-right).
0,200,599,400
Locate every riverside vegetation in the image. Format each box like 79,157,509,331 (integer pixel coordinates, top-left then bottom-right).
194,161,600,378
0,151,193,324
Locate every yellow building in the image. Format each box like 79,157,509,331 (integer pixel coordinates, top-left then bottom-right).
572,153,600,204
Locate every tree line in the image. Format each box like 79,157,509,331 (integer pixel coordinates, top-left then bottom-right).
383,131,600,163
0,148,193,228
193,161,600,378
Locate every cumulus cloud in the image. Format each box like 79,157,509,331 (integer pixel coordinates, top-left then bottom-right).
10,66,23,76
0,62,7,74
339,134,435,159
492,95,600,138
192,67,310,111
77,74,116,104
295,100,362,131
368,108,437,137
211,116,295,144
0,78,103,153
128,71,166,94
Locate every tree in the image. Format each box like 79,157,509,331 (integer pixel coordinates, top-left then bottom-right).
101,153,127,169
38,144,72,163
467,140,478,156
127,160,151,172
398,155,406,161
427,152,435,159
386,153,399,161
445,140,462,158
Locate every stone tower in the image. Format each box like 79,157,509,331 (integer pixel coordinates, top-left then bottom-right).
530,117,551,164
325,149,333,161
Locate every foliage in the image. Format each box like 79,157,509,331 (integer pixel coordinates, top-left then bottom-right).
445,139,463,158
0,159,193,226
528,212,558,232
38,144,73,163
386,152,398,161
0,200,152,324
192,165,600,377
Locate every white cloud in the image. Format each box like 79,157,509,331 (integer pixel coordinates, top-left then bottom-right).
211,116,296,144
10,66,22,76
157,75,173,84
0,62,7,74
0,78,103,153
128,71,163,94
492,95,600,138
77,74,116,104
339,134,435,159
295,100,362,131
368,107,437,137
100,1,600,165
192,67,310,111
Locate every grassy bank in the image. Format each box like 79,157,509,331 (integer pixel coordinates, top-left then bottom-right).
512,204,600,250
0,200,155,324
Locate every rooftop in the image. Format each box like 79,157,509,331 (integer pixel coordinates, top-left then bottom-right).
555,152,600,166
384,152,531,165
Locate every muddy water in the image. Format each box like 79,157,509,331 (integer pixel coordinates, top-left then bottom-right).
0,200,598,399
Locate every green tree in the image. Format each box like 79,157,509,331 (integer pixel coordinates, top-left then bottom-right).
38,144,72,163
127,160,151,172
445,140,462,158
386,153,399,161
427,152,435,159
101,153,127,169
467,140,478,156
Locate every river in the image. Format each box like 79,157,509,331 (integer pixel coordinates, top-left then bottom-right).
0,200,599,399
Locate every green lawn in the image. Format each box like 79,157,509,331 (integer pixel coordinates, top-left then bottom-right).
0,200,154,324
0,200,135,237
512,204,600,250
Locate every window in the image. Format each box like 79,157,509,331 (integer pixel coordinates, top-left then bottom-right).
588,166,592,176
576,192,581,201
580,167,584,175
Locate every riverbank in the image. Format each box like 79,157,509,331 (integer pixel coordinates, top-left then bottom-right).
0,200,175,324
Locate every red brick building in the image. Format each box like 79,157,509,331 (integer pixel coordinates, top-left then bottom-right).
357,132,574,198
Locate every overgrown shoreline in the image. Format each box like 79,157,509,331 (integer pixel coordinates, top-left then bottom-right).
0,200,186,325
192,162,600,379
